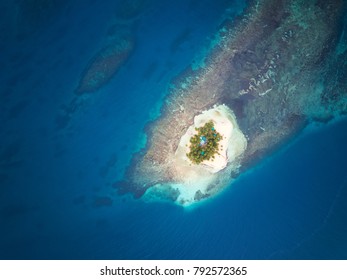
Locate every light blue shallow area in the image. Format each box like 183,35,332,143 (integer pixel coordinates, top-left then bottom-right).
0,0,346,259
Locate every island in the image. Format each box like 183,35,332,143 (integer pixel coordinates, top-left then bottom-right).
155,105,247,205
114,0,347,206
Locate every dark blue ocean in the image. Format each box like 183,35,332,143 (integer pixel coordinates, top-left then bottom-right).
1,0,346,259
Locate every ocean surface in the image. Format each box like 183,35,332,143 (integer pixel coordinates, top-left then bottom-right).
0,0,346,259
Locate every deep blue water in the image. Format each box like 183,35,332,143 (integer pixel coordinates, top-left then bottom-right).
0,0,346,259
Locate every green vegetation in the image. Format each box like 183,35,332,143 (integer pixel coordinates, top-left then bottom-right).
186,120,222,164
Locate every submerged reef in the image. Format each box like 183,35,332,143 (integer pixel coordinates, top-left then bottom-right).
75,0,149,94
76,35,134,95
115,0,347,206
55,0,147,131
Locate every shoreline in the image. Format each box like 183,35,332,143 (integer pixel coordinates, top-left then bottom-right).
164,104,247,205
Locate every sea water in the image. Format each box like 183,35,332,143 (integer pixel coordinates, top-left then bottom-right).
0,0,346,259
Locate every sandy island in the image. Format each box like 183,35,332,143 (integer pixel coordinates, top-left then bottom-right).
144,104,247,206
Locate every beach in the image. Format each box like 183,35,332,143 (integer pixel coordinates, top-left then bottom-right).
144,104,247,206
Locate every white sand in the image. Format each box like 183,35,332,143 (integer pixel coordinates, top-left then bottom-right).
164,104,248,205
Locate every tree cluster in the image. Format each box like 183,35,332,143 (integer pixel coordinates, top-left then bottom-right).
186,120,222,164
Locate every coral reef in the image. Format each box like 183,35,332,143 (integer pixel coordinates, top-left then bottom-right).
75,38,134,94
115,0,347,205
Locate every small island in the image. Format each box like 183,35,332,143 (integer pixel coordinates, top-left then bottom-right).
186,120,222,164
162,104,248,205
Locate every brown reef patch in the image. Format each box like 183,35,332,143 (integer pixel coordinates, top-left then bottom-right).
75,38,134,95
